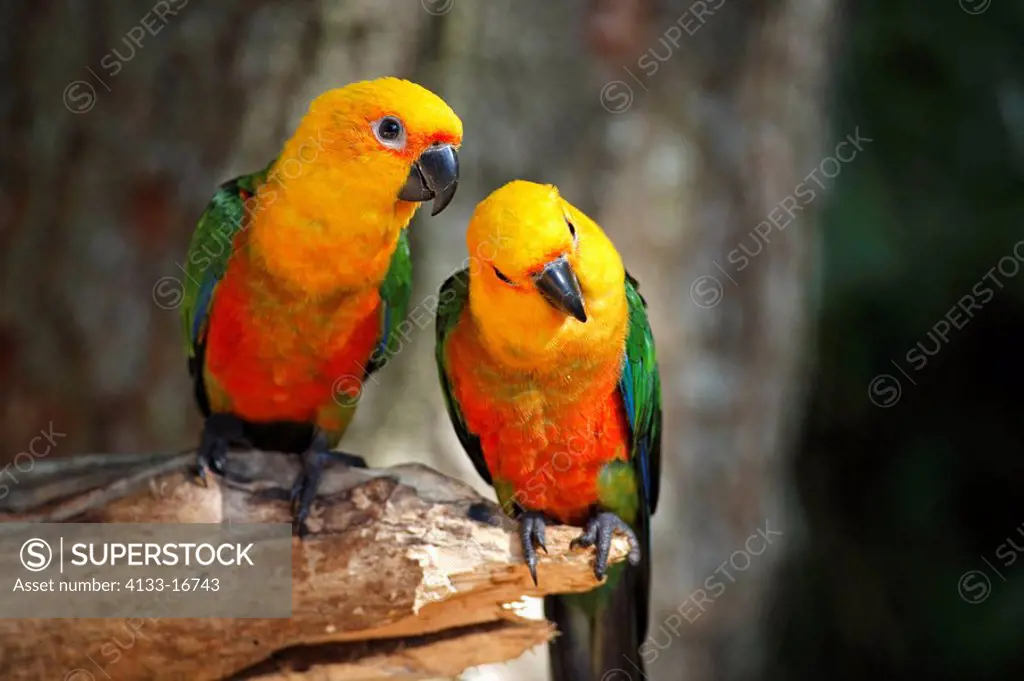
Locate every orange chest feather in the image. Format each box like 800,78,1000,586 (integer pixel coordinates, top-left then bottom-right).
445,319,630,525
203,248,382,423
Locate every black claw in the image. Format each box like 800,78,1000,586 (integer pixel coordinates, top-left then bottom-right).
194,457,209,488
519,511,548,586
328,451,368,468
290,434,362,537
467,501,503,527
571,511,642,581
194,413,247,485
569,523,597,550
290,436,329,537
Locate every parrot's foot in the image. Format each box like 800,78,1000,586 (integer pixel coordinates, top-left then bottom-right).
323,451,369,469
289,435,367,537
467,501,504,527
194,413,247,487
518,511,548,586
570,511,642,581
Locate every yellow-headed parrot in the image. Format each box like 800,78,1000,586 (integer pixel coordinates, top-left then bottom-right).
182,78,462,534
435,180,661,680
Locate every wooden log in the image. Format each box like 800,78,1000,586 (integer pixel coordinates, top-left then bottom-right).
0,451,629,680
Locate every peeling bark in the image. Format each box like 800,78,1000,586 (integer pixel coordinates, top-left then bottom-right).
0,451,630,681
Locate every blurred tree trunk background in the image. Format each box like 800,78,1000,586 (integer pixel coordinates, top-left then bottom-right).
1,0,424,454
32,1,1024,679
0,1,872,680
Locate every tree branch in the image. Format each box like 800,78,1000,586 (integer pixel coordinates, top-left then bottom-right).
0,451,628,680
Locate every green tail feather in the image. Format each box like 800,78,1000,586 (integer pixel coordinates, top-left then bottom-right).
546,512,651,681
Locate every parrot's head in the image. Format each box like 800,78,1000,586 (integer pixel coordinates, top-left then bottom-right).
465,181,627,364
295,77,463,217
254,77,463,293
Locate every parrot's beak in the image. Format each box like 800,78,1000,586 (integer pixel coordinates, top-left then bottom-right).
533,256,587,323
398,143,459,216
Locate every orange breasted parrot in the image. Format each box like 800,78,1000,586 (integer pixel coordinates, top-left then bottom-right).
181,78,462,534
434,181,661,680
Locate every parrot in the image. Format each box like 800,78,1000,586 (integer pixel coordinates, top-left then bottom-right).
180,77,462,535
434,180,661,681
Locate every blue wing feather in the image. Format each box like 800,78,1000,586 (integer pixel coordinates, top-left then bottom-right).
181,165,271,364
190,271,218,346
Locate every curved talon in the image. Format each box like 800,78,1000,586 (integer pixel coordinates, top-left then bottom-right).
467,501,503,527
194,450,222,488
571,511,642,580
569,523,597,550
327,451,368,469
519,511,548,586
290,434,363,538
194,413,244,486
196,439,228,482
290,438,329,537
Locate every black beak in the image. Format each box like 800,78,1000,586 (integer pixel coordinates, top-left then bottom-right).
398,143,459,216
533,256,587,323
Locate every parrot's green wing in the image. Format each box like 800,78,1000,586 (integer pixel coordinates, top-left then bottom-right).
549,271,662,681
596,272,662,523
181,164,271,369
618,271,662,515
434,269,492,485
365,228,413,376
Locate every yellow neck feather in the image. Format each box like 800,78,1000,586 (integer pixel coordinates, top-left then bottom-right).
468,210,629,374
245,119,418,299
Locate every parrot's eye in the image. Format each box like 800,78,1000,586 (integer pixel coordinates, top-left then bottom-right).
372,116,406,149
378,117,402,139
493,266,516,286
566,217,578,246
